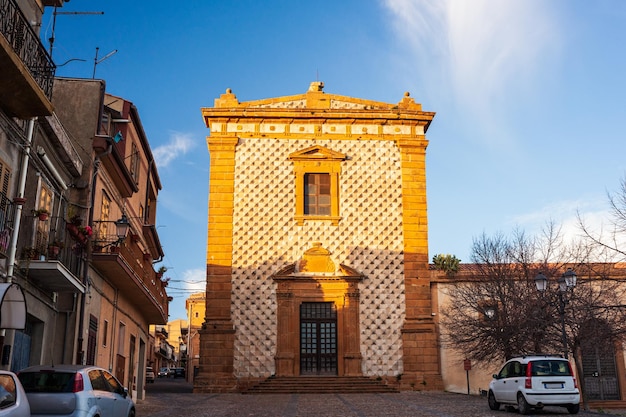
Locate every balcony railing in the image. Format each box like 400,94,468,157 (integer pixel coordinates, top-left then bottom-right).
0,0,55,98
0,193,15,258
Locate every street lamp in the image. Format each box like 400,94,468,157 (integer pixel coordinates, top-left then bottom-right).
114,214,130,242
534,268,577,359
97,214,130,249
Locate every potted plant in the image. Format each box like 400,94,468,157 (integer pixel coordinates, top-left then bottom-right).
76,225,92,245
35,208,50,221
48,241,64,258
156,266,167,279
21,246,38,260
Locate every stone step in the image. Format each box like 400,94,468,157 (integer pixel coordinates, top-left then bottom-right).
244,376,399,394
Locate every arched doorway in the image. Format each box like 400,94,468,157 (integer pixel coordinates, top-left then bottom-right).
580,319,621,400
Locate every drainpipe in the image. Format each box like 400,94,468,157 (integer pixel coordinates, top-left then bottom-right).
109,288,118,372
6,118,36,283
36,146,68,191
76,139,112,365
0,118,35,369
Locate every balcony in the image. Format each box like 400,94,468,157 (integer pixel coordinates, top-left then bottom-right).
155,326,169,339
91,220,169,324
0,0,55,118
20,216,85,293
92,136,138,198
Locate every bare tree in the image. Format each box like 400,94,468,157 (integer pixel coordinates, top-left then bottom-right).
440,229,548,362
440,224,626,371
578,175,626,260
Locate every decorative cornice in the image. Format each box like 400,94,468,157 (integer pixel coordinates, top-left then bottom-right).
202,85,435,142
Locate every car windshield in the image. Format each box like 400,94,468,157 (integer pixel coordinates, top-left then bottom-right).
530,360,571,376
18,371,75,393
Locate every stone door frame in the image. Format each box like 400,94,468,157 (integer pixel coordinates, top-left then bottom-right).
272,269,363,377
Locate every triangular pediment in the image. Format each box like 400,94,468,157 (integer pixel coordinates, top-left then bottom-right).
271,262,363,280
288,145,346,161
212,82,417,111
271,244,364,280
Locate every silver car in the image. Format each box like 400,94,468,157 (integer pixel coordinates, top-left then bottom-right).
0,370,30,417
17,364,135,417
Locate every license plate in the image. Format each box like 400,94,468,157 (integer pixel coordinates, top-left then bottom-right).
544,382,564,389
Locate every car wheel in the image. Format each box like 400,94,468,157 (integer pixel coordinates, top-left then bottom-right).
128,407,136,417
517,393,531,415
487,391,500,410
567,404,580,414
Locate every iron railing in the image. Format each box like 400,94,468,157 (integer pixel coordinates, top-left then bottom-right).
0,0,56,98
27,216,84,277
0,193,14,256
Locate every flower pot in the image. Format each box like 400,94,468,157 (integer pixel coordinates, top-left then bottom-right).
38,213,49,221
77,234,88,246
48,246,60,258
66,223,79,237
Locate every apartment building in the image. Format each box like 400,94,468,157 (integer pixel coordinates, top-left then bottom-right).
0,0,168,401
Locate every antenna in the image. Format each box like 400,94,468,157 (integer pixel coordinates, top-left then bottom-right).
48,7,104,58
92,47,118,79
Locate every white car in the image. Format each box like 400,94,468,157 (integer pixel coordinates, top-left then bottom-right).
146,366,155,383
0,370,30,417
17,364,135,417
488,355,580,415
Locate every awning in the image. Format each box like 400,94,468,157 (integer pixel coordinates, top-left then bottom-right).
0,283,26,329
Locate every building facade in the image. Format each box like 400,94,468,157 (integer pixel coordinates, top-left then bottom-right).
434,264,626,408
0,1,169,401
184,292,204,380
196,82,442,392
51,80,168,399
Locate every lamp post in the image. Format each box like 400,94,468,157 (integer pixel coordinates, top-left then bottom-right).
534,268,577,359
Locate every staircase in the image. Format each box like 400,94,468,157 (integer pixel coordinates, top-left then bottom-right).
243,376,399,394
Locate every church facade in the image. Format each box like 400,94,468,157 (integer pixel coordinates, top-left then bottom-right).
195,82,442,392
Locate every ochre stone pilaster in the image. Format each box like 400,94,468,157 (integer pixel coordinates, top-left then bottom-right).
342,283,363,376
397,137,443,390
274,287,296,376
194,136,238,393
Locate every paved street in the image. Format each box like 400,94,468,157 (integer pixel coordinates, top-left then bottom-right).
138,378,626,417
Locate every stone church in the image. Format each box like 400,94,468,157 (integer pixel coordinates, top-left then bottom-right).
195,82,443,392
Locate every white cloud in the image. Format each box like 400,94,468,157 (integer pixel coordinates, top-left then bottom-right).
382,0,561,143
153,132,195,167
166,268,206,320
509,197,617,249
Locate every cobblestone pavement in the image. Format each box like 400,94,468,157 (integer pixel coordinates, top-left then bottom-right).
136,388,626,417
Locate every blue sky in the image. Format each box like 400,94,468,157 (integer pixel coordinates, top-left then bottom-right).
43,1,626,320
